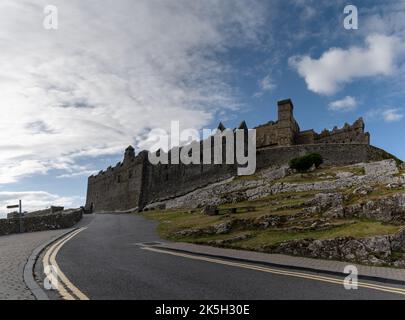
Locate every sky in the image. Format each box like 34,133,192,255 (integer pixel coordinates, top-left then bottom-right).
0,0,404,217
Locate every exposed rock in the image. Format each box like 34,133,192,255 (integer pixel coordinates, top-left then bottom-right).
202,205,218,216
364,159,398,176
344,193,405,222
311,193,343,212
336,171,354,179
390,227,405,251
362,236,391,258
174,228,207,237
323,205,345,218
207,233,251,246
271,234,393,265
148,160,404,211
214,221,233,234
352,185,373,195
259,165,290,180
386,183,403,190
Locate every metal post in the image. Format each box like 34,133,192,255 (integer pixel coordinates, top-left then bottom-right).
19,199,23,233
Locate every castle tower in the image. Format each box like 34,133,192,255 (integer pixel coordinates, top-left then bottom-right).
124,145,135,162
278,99,294,123
276,99,299,145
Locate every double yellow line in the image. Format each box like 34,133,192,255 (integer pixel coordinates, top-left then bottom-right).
142,246,405,296
41,229,405,299
42,228,89,300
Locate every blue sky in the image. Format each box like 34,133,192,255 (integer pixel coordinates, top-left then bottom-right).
0,0,404,216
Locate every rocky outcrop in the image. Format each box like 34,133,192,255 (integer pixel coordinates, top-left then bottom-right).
146,160,404,211
270,233,397,266
156,159,405,268
340,193,405,223
364,160,399,176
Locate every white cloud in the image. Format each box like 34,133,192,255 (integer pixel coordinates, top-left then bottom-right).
367,107,404,123
254,75,276,98
328,96,358,112
382,108,404,122
0,0,266,184
0,191,81,219
259,75,276,91
289,34,403,95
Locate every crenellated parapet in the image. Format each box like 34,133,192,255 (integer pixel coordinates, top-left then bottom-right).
313,117,370,145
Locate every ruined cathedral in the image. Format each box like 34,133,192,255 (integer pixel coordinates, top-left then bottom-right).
85,99,388,213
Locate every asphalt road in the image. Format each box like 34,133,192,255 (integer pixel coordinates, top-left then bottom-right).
53,213,405,300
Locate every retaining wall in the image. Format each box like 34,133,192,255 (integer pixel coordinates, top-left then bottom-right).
0,209,83,236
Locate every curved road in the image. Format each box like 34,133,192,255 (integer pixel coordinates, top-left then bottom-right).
49,214,405,300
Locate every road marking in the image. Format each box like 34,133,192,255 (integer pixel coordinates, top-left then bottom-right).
142,246,405,296
42,227,89,300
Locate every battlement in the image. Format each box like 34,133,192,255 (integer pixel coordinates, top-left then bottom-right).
313,118,370,145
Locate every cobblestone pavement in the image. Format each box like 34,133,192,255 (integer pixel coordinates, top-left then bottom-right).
0,229,68,300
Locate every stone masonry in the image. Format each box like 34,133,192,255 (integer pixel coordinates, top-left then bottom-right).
85,99,395,213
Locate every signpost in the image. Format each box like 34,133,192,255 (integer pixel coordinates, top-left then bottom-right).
6,200,23,232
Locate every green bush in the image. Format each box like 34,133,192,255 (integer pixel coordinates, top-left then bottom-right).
289,153,323,172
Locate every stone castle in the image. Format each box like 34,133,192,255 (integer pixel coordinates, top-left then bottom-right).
85,99,388,213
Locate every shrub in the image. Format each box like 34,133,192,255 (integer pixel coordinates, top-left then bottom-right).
289,153,323,172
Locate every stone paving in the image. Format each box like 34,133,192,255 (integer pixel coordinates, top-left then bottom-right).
158,242,405,283
0,229,67,300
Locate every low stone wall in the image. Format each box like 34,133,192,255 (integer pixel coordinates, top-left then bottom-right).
26,206,65,217
0,209,83,236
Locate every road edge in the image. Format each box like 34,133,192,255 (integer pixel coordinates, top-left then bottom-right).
153,245,405,286
23,228,78,300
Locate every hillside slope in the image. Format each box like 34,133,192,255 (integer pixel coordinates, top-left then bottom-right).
142,160,405,268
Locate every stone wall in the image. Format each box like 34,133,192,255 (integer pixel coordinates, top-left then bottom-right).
86,141,398,212
24,206,64,217
0,209,83,236
85,146,147,212
256,144,389,170
86,136,239,211
313,118,370,145
84,98,396,213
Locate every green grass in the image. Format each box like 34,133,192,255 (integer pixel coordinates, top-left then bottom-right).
143,209,223,238
344,184,405,205
189,220,400,250
233,174,260,181
142,205,401,254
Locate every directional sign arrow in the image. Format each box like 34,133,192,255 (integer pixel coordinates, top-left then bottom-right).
6,205,19,209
